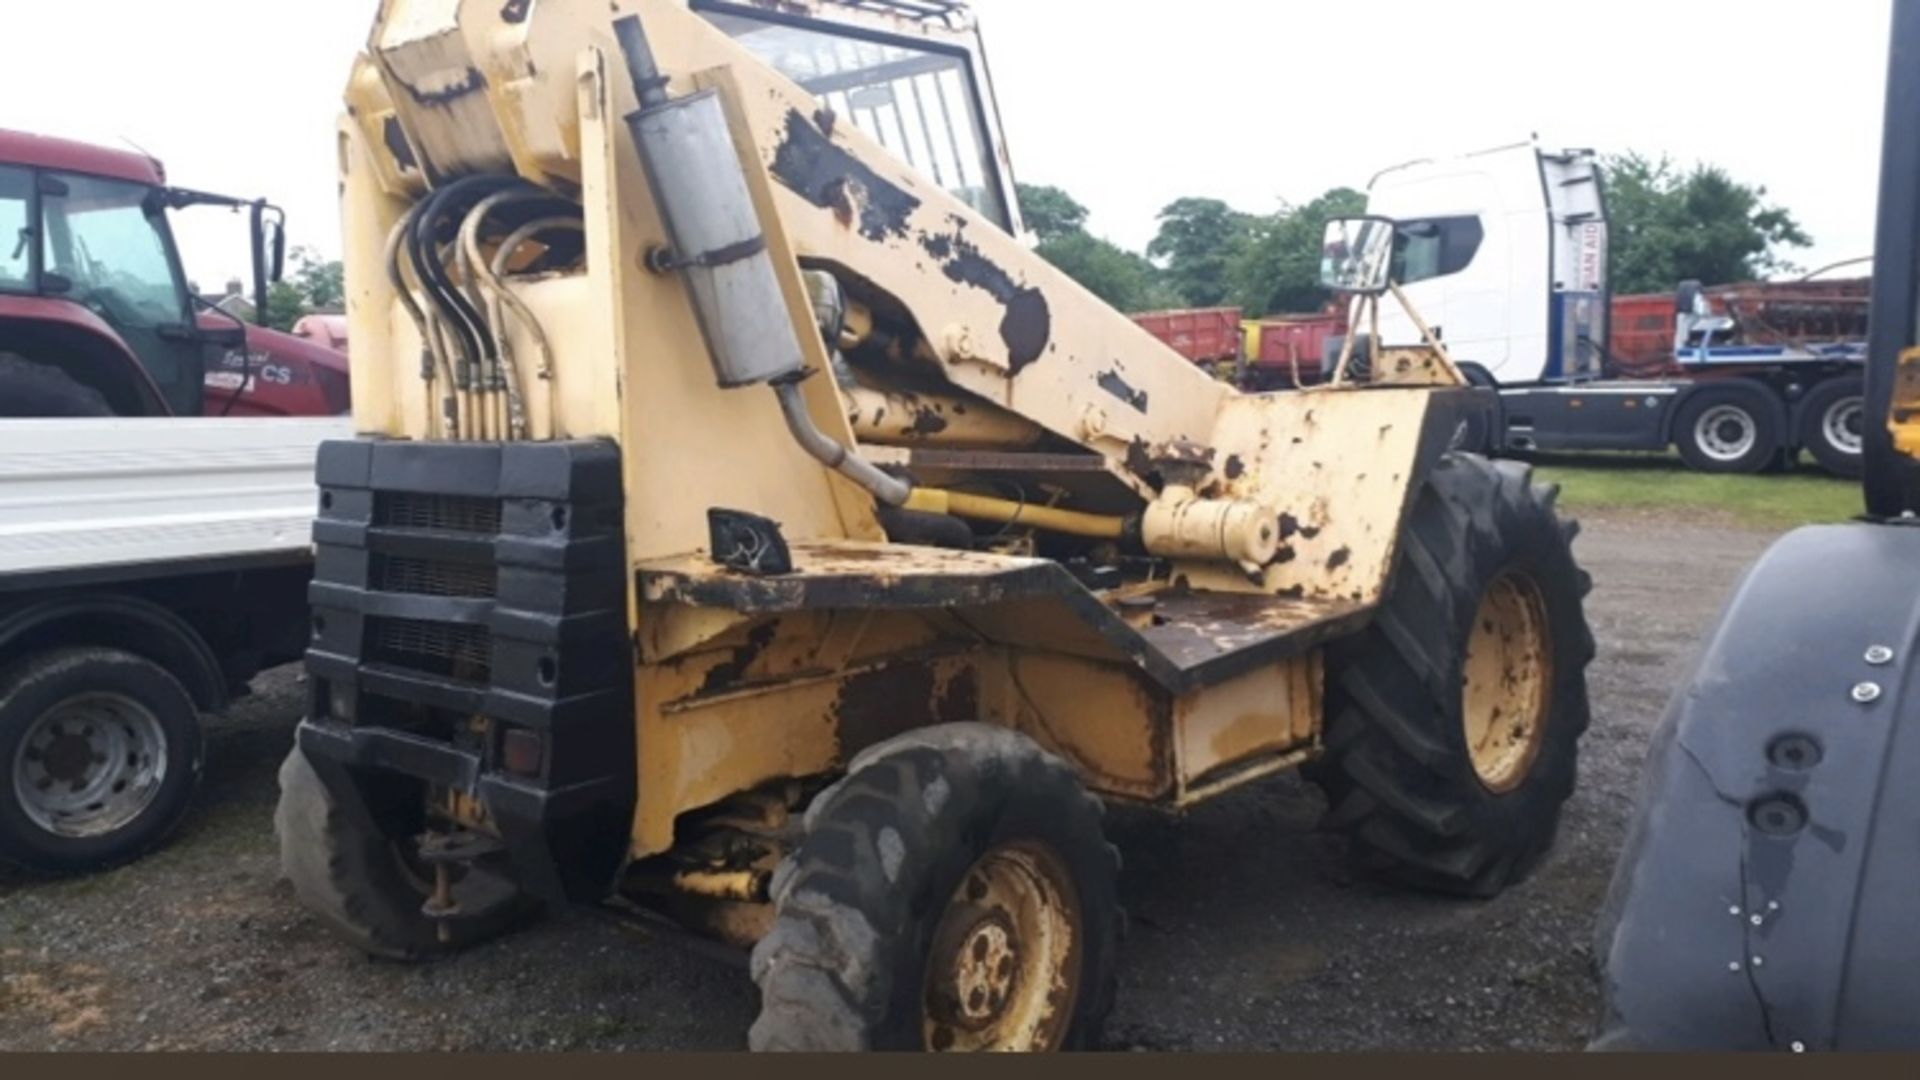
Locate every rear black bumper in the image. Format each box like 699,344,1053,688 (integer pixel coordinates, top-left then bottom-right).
301,438,634,905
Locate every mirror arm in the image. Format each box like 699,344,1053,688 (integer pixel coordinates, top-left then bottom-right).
251,202,269,326
1387,281,1468,386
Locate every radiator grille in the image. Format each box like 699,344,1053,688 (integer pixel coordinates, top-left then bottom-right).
372,554,498,599
375,492,502,535
367,617,491,680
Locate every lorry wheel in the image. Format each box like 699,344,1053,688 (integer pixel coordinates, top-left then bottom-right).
1311,455,1594,898
1674,384,1781,474
750,724,1121,1052
275,747,534,960
0,649,202,874
0,353,115,417
1799,376,1866,479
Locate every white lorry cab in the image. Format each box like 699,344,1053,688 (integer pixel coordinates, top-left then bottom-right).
1367,142,1867,477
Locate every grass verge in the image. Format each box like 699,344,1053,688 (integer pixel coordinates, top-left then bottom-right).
1526,453,1862,530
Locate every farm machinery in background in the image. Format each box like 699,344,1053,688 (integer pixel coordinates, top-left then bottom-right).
0,128,349,419
1,130,349,874
1134,150,1871,479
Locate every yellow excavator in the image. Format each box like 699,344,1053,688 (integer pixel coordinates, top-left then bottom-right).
282,0,1593,1050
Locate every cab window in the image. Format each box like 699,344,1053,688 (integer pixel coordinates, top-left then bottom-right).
40,172,189,330
698,3,1011,230
0,167,31,292
1394,216,1485,285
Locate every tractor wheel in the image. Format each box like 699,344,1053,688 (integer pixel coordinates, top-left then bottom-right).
1799,376,1866,479
1311,454,1594,898
0,353,115,417
275,747,534,960
0,649,202,874
749,724,1121,1052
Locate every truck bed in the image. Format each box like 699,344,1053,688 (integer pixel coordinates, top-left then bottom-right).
0,418,349,581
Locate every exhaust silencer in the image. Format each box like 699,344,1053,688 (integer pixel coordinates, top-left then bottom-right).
614,16,803,390
612,16,909,508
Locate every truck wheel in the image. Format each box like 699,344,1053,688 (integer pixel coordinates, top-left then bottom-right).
275,748,534,960
750,724,1121,1052
1674,384,1781,474
1311,455,1594,898
0,353,115,417
1799,376,1866,479
0,649,202,874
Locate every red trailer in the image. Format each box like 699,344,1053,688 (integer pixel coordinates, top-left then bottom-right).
1130,307,1242,365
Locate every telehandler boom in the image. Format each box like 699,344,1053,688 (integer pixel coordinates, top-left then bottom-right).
283,0,1594,1051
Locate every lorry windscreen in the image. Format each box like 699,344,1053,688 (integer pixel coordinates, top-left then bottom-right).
700,6,1010,231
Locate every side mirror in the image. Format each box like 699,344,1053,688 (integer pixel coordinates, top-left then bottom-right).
265,216,287,284
250,203,287,325
1320,216,1397,296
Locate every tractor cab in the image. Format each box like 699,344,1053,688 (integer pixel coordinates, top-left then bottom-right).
0,129,348,417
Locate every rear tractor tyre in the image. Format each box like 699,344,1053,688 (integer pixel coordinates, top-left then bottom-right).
749,724,1121,1053
0,353,115,418
275,747,534,961
1311,454,1594,898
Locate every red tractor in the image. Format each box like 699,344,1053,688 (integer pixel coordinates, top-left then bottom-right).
0,129,348,418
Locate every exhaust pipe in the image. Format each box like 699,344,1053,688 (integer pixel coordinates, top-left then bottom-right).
612,15,908,507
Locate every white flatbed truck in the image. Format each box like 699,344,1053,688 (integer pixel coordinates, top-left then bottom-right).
0,417,347,872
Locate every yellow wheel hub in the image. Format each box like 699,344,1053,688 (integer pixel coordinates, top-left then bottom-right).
923,841,1082,1052
1461,570,1553,793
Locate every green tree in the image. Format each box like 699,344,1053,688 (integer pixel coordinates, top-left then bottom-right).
1036,231,1178,312
1016,183,1090,241
1604,153,1811,294
258,246,345,331
1147,197,1257,307
263,280,308,332
1225,187,1368,317
290,246,345,311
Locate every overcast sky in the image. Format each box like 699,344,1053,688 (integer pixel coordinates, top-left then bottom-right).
1,0,1893,287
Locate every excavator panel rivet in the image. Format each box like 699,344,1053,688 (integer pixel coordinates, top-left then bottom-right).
1728,905,1742,917
1865,645,1894,666
1727,961,1743,973
1751,956,1765,967
1851,682,1882,704
1749,914,1763,927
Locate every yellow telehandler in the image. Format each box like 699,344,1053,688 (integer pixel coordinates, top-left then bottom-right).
280,0,1594,1051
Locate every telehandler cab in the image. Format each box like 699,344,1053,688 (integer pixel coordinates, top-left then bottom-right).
282,0,1594,1051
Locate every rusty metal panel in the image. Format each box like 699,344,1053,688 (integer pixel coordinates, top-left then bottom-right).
1171,653,1322,804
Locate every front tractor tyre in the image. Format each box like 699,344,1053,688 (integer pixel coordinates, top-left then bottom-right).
749,724,1121,1053
1312,454,1595,898
275,746,534,960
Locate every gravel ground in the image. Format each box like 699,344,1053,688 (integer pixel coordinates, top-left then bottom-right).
0,507,1784,1052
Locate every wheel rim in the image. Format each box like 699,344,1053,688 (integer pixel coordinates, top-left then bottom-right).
923,840,1083,1052
11,692,168,838
1823,396,1864,456
1694,404,1758,462
1461,571,1553,794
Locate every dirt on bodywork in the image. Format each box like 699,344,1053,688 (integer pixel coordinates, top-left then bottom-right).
0,508,1780,1051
